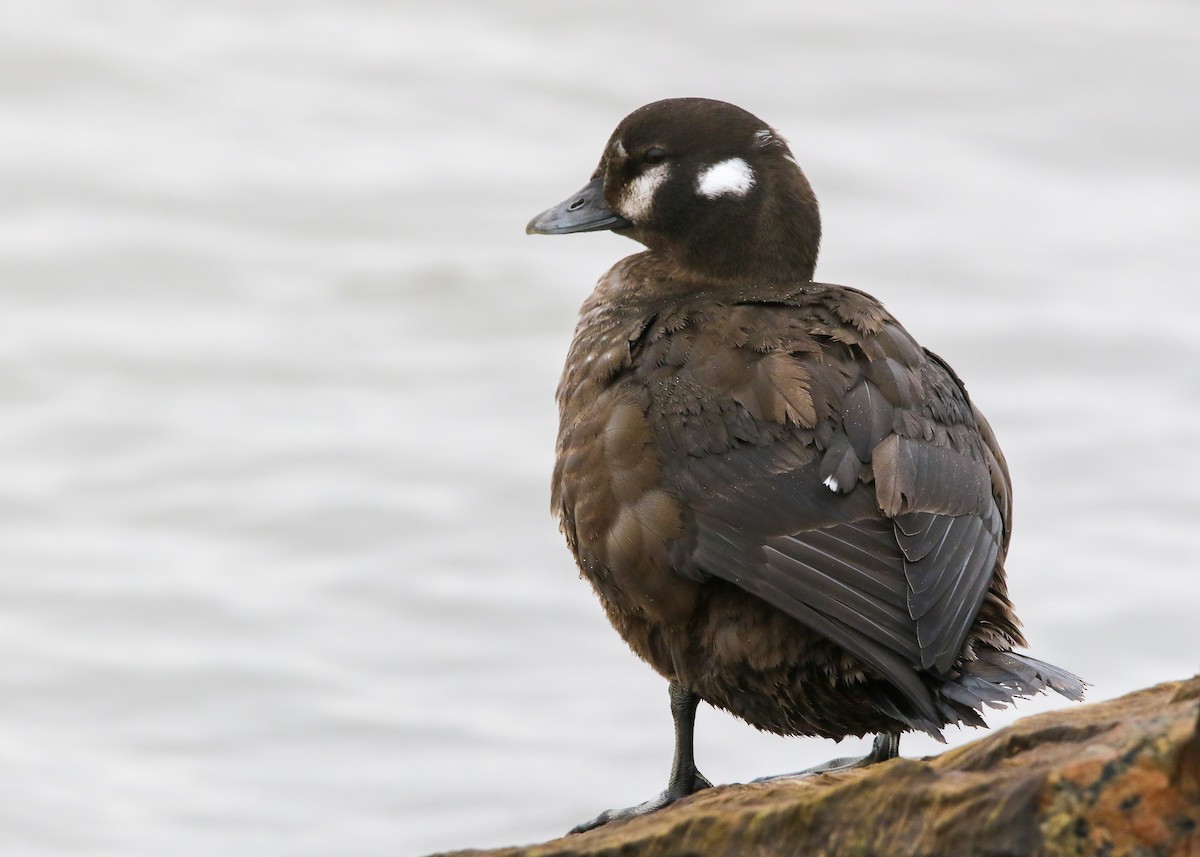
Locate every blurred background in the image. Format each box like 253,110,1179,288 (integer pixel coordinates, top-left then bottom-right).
1,1,1198,854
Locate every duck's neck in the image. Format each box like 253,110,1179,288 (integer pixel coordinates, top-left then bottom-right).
674,178,821,285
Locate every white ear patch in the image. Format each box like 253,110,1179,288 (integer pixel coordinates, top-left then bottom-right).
697,157,755,199
619,162,669,221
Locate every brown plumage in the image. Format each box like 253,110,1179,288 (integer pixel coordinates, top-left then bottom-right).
528,98,1083,831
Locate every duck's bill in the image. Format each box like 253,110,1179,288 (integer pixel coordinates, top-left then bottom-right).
526,177,632,235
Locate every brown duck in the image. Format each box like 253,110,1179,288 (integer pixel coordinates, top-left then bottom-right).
527,97,1083,832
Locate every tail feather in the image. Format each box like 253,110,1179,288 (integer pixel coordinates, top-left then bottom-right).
873,649,1086,738
934,649,1087,726
976,650,1088,701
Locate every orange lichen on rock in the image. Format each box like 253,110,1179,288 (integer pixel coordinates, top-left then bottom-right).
1038,685,1200,856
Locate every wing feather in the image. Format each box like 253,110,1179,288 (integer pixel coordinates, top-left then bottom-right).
643,290,1008,706
692,515,939,724
898,503,1003,671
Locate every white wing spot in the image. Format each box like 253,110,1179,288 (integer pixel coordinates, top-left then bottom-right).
697,157,755,199
619,163,669,220
823,475,839,492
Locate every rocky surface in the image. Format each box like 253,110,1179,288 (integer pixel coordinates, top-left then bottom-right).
434,676,1200,857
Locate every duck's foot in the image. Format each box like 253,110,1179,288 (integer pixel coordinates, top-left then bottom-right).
753,731,900,782
569,770,713,834
571,681,712,834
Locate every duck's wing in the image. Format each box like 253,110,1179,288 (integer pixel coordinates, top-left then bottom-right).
637,289,1008,724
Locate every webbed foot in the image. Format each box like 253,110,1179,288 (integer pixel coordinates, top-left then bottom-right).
753,731,900,782
570,770,712,833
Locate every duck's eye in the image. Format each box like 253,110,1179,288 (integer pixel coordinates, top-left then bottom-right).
643,148,667,165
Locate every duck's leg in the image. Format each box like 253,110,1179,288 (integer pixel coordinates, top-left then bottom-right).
570,681,712,834
753,731,901,782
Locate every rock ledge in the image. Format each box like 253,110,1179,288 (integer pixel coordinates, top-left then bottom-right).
436,676,1200,857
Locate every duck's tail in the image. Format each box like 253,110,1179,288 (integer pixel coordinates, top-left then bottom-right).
933,649,1087,729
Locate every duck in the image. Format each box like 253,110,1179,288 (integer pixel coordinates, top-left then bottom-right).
526,97,1084,833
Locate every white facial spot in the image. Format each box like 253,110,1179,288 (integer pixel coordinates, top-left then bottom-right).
619,162,669,220
823,475,839,492
697,157,755,199
614,140,627,159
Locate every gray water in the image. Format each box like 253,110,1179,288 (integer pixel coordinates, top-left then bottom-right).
2,2,1198,855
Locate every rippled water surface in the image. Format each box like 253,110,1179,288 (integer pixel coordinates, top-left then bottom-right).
2,2,1198,854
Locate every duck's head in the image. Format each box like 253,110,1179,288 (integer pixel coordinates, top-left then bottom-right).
528,98,822,283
